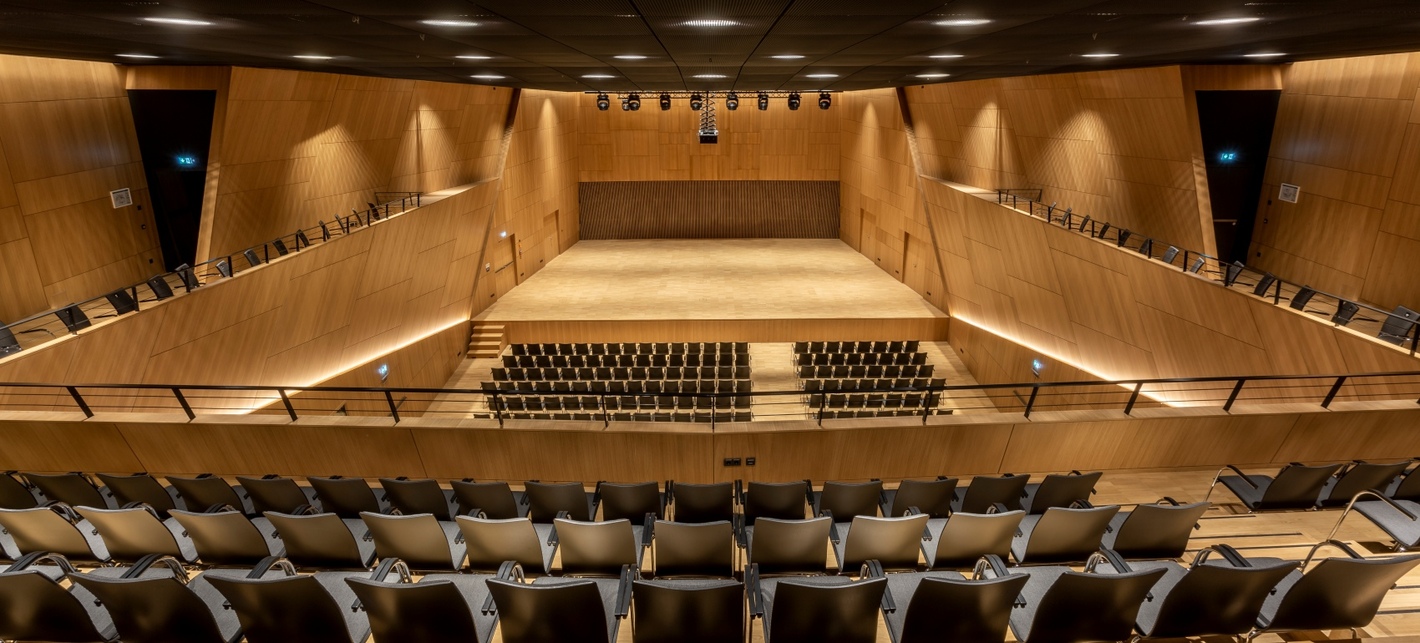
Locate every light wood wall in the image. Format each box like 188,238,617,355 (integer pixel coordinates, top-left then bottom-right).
579,180,839,239
1250,52,1420,312
578,94,838,181
0,55,161,323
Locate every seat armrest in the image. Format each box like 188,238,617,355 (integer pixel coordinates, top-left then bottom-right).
247,555,297,578
641,513,655,547
974,554,1011,580
1205,543,1251,568
1070,499,1094,509
369,557,412,584
1094,548,1133,573
989,502,1009,515
746,563,764,618
861,560,895,613
1223,464,1259,488
11,551,76,575
548,511,570,546
482,562,526,614
291,504,318,516
614,565,635,618
121,554,188,581
1156,497,1181,506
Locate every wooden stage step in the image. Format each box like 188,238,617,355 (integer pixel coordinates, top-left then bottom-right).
467,322,507,359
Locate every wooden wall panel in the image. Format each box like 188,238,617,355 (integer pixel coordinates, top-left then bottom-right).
579,181,839,239
1251,52,1420,313
0,55,160,323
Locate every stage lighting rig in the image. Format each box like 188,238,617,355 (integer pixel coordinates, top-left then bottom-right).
787,92,801,110
818,92,831,110
626,93,641,111
689,93,704,111
596,92,610,111
725,92,739,110
659,93,671,110
757,92,769,110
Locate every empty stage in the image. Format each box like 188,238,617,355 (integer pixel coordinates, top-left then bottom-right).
477,239,949,343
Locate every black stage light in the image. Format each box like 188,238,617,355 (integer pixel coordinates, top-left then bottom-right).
690,93,703,111
818,91,831,110
757,92,769,110
621,98,630,111
725,92,739,110
627,93,641,111
787,92,801,110
596,92,610,111
659,93,671,110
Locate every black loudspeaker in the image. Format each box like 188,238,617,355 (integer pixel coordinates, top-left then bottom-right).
1223,261,1245,286
0,325,18,356
318,221,331,242
243,248,262,267
1378,305,1420,345
1077,215,1091,233
147,275,174,300
272,239,289,256
1289,286,1316,311
1097,223,1111,239
295,229,311,249
1332,300,1360,326
1137,238,1153,257
216,259,232,278
175,264,199,292
1161,246,1179,264
1116,229,1131,247
1187,257,1205,274
104,289,138,315
55,305,91,333
1252,273,1277,297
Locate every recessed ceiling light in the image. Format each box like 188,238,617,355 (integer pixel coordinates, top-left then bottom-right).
930,54,964,59
917,73,952,79
422,19,479,27
1244,52,1286,58
771,54,805,59
470,74,505,80
614,54,648,60
1193,17,1259,25
456,55,492,60
144,17,213,26
805,73,838,79
116,53,159,59
935,19,991,26
683,19,737,27
693,73,728,79
1081,53,1119,58
583,74,616,79
293,55,333,60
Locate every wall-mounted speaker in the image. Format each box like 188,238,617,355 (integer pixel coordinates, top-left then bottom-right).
55,304,90,333
104,289,138,315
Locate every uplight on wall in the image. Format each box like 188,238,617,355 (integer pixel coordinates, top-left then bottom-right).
376,363,390,382
1031,358,1045,377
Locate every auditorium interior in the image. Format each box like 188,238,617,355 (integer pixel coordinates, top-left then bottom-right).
7,1,1420,642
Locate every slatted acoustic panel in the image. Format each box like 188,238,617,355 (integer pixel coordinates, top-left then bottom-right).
578,180,839,239
0,54,162,323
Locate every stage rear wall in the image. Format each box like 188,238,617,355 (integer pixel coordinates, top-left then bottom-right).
578,180,839,239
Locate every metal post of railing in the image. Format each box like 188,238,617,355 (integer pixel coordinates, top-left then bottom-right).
1012,195,1017,210
1224,379,1246,412
66,386,93,418
1321,376,1348,408
1180,250,1189,272
1023,385,1040,418
416,193,421,207
1410,322,1420,356
263,244,270,265
817,393,826,426
1123,382,1143,415
997,189,1003,204
171,387,195,421
1272,279,1283,305
601,394,609,428
493,391,504,428
711,394,717,430
922,388,934,425
384,390,400,423
277,389,298,421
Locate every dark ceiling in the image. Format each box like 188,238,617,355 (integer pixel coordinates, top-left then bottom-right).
1,1,1419,92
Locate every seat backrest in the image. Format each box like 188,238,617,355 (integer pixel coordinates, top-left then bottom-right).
171,509,275,566
1027,472,1101,514
71,573,226,643
888,478,956,518
451,481,521,520
671,482,734,523
306,477,381,518
457,516,546,573
600,482,662,522
0,569,110,642
207,574,357,643
237,476,311,515
1265,554,1420,632
841,514,928,570
1146,561,1297,638
749,517,829,575
346,578,479,643
632,579,743,643
959,475,1030,514
899,574,1028,643
556,518,638,576
263,512,367,569
96,474,176,514
818,481,882,520
652,520,733,578
166,476,244,513
933,511,1024,568
1323,461,1411,505
0,507,102,560
744,481,808,525
24,472,108,509
768,577,885,643
1109,502,1208,559
379,479,453,520
0,473,37,510
526,482,591,522
360,512,458,571
1023,569,1165,643
487,579,611,643
76,507,183,562
1258,463,1344,509
1019,506,1120,564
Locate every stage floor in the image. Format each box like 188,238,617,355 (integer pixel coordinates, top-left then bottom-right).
478,239,948,322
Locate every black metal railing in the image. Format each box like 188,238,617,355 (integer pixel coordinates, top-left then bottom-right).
1,368,1419,429
994,188,1420,355
0,192,423,358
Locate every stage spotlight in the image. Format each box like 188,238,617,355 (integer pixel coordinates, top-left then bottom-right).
627,93,641,111
757,92,769,110
690,93,703,111
620,99,630,111
818,92,831,110
787,92,801,110
596,92,610,111
725,92,739,110
659,93,671,110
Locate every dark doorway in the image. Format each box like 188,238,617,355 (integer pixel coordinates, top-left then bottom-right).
127,90,216,270
1195,90,1281,264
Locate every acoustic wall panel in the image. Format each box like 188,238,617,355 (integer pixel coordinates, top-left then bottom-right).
579,180,839,239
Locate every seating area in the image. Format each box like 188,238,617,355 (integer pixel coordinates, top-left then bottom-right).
0,466,1411,642
484,342,752,422
793,341,944,420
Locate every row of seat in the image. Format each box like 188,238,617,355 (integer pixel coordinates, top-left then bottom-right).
491,365,749,382
803,377,944,393
1208,459,1420,511
808,392,933,410
500,411,757,423
797,364,934,380
794,351,927,367
502,353,747,369
497,395,753,413
793,340,920,354
511,341,750,356
815,409,949,420
485,378,752,395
